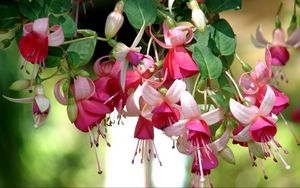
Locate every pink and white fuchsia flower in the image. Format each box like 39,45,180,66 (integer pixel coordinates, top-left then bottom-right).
230,86,291,170
141,79,186,130
164,91,223,186
125,86,162,166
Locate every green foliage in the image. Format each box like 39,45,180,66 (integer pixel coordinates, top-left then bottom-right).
67,38,97,67
0,3,21,29
67,51,81,69
205,0,242,13
19,0,45,20
218,73,235,98
192,46,223,79
124,0,157,29
49,0,71,14
45,47,64,68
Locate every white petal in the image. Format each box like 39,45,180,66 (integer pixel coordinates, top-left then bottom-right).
3,95,34,103
35,95,50,113
210,126,232,153
164,119,188,137
131,22,145,48
286,27,300,47
259,85,275,116
120,60,129,91
141,82,163,106
232,125,251,142
254,25,269,46
168,0,175,14
229,99,257,124
166,79,186,104
141,104,153,120
202,108,223,125
180,91,200,119
125,86,142,116
48,25,64,46
33,17,49,35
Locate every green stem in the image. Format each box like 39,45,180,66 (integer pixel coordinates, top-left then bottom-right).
192,73,201,97
97,37,108,41
225,71,245,102
41,68,61,81
62,36,95,45
294,0,297,16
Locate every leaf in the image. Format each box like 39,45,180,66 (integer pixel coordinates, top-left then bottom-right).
49,0,71,14
67,38,97,67
209,94,229,111
192,46,223,79
124,0,157,29
0,3,21,29
67,51,80,69
218,73,234,97
49,14,77,38
205,0,242,13
221,53,235,69
19,0,44,20
211,19,236,56
296,0,300,8
45,47,64,68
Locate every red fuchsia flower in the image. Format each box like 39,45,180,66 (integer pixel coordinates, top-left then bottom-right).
232,124,248,147
125,86,162,166
164,91,223,185
230,86,291,170
55,76,111,174
4,84,50,128
251,25,300,66
19,17,64,66
141,79,186,130
239,51,289,115
150,22,199,79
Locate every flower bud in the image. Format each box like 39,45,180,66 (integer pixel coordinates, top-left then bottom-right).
288,15,297,36
242,63,252,72
9,79,31,91
248,141,264,159
34,84,45,96
189,0,206,32
77,70,90,77
67,92,78,123
105,1,124,38
219,145,235,165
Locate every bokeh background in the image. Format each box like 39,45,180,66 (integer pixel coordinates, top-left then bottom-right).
1,0,300,187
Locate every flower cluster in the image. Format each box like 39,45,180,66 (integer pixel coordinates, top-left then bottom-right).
2,0,300,187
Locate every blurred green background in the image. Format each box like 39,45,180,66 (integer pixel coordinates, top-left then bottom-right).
1,0,300,187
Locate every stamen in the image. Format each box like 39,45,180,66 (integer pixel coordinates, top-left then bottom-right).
141,140,144,163
280,113,300,146
132,140,140,164
88,128,102,174
97,123,111,147
152,141,162,166
196,140,205,183
270,139,291,170
258,159,268,180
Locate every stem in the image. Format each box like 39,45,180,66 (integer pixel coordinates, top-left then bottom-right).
235,53,246,66
294,0,297,16
276,2,283,16
152,41,159,62
62,36,95,45
225,71,245,101
41,68,60,81
97,37,108,41
192,73,201,97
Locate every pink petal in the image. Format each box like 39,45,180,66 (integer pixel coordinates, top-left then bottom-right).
164,119,188,137
176,132,193,155
201,108,223,125
254,25,269,47
125,86,142,116
48,25,64,46
186,120,210,142
54,78,68,105
239,73,258,95
141,82,163,106
80,99,111,115
93,56,113,76
134,115,154,139
180,91,200,119
33,17,49,35
229,99,258,124
265,48,272,78
232,125,251,142
35,95,50,113
259,85,275,116
23,22,33,36
145,70,168,88
166,79,186,104
270,46,290,66
271,86,289,114
254,61,269,85
73,76,95,100
149,24,172,49
141,104,153,121
210,126,232,152
285,27,300,47
249,116,277,142
201,148,218,170
271,28,286,46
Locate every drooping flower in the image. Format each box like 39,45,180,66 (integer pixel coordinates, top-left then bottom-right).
125,86,162,165
141,79,186,130
230,86,290,170
4,84,50,128
164,91,223,185
19,17,64,65
150,22,199,79
251,25,300,66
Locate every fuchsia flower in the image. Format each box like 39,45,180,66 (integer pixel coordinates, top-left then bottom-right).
141,79,186,129
4,84,50,128
230,86,291,170
251,25,300,66
164,91,223,185
125,86,162,165
150,22,199,79
19,17,64,65
239,50,289,115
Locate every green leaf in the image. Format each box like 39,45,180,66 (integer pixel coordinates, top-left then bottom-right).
211,19,236,56
209,94,229,111
67,51,80,69
49,0,71,14
67,38,97,67
45,47,64,68
19,0,44,20
0,3,21,29
296,0,300,8
221,53,235,69
192,46,223,79
218,73,234,97
49,14,77,38
206,0,242,13
124,0,157,29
